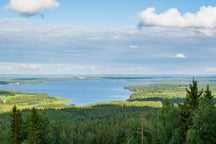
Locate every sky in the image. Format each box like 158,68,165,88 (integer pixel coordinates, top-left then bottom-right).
0,0,216,75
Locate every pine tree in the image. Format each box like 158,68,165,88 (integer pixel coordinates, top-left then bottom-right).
9,105,23,144
178,79,202,144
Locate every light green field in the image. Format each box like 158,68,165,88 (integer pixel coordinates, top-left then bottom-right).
84,100,162,108
0,90,70,113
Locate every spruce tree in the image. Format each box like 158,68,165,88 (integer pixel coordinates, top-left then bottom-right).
186,85,216,144
9,105,23,144
185,79,203,111
28,107,43,144
203,85,214,105
178,79,202,144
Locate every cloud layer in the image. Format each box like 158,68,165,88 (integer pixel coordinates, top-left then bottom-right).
0,17,216,74
139,6,216,29
6,0,60,15
0,63,151,74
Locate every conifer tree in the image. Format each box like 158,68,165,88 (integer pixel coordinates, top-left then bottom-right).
186,85,216,144
203,85,214,105
10,105,23,144
28,107,43,144
178,79,202,144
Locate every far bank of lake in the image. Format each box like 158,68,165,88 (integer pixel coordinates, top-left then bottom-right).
1,75,214,106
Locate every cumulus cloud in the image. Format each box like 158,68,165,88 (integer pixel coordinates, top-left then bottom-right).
6,0,60,15
139,6,216,35
175,53,186,58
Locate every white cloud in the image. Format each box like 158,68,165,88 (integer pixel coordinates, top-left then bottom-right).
198,28,216,36
175,53,186,58
139,6,216,35
129,45,138,49
6,0,60,15
204,67,216,73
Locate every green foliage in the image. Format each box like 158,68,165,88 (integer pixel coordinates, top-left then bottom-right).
158,99,180,144
0,90,20,96
126,82,216,104
178,79,203,144
185,79,203,111
125,84,187,101
0,90,70,113
203,85,214,105
9,105,23,144
27,107,44,144
157,80,216,144
4,93,57,105
186,86,216,144
0,104,160,144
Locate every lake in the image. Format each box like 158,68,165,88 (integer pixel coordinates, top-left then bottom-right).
0,78,152,106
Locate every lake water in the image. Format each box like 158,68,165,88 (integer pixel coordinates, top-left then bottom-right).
0,78,151,106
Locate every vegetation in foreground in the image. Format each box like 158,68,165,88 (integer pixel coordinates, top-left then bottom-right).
0,79,215,144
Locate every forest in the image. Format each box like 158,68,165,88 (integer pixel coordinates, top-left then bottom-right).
0,79,216,144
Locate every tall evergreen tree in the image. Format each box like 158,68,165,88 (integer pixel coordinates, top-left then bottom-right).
9,105,23,144
185,79,203,111
178,79,202,144
186,85,216,144
203,85,214,105
28,107,43,144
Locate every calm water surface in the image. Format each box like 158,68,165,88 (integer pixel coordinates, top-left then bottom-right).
0,79,151,106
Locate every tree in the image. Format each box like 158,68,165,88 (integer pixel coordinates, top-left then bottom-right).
27,107,43,144
158,99,180,144
186,85,216,144
185,79,203,112
178,79,202,144
40,111,52,144
9,105,24,144
203,85,214,105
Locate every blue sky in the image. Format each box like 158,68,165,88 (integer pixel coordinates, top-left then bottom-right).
0,0,216,74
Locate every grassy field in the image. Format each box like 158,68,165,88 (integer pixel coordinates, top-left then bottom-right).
0,90,70,113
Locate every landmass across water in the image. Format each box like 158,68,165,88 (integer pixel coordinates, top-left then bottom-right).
0,74,216,112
